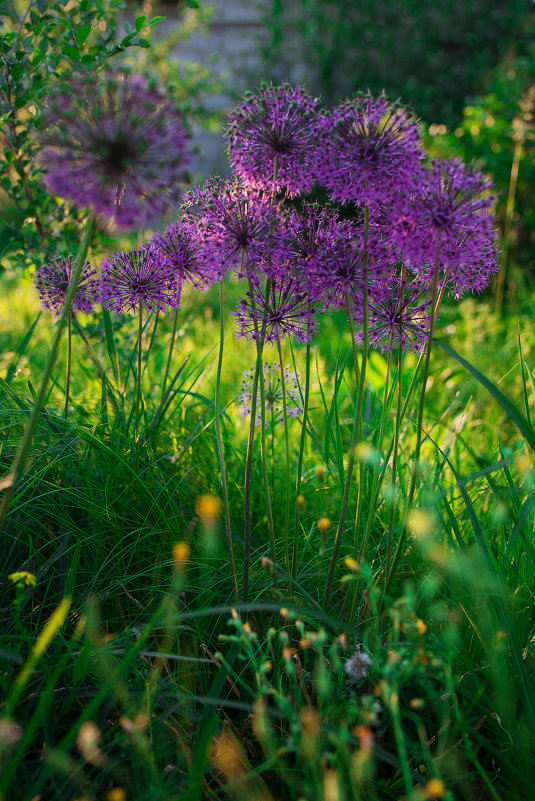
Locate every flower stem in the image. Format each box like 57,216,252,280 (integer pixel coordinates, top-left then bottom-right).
64,312,72,418
293,341,311,581
0,214,96,533
161,309,179,403
214,281,239,601
136,304,143,442
277,338,292,581
243,278,275,602
384,256,441,596
323,288,365,611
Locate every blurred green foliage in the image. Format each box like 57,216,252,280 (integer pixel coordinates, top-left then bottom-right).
427,43,535,303
258,0,534,128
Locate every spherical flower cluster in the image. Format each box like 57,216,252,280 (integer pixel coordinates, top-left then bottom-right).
40,72,191,229
235,275,318,344
265,203,345,283
181,179,278,280
315,92,424,207
226,83,321,198
150,223,218,301
358,276,432,353
35,256,97,317
390,158,498,296
99,244,178,315
239,362,302,426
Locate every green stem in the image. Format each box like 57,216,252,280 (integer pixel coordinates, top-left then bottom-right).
0,215,96,534
136,304,143,442
161,309,179,403
323,288,366,610
385,256,441,596
257,333,277,586
349,343,393,622
293,341,311,581
214,282,239,601
64,313,72,418
277,338,292,581
242,279,275,601
385,343,403,583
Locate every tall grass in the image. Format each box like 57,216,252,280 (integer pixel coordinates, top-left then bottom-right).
1,271,535,800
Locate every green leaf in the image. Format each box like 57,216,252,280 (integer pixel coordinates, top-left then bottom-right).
75,23,91,46
187,0,200,7
61,44,79,59
435,337,535,453
134,14,146,32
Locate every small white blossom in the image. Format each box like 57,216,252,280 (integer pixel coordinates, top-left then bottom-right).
344,645,373,680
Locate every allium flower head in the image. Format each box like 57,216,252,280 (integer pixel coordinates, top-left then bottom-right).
315,92,424,207
240,362,302,426
235,275,318,344
40,72,191,229
359,275,431,354
390,158,498,295
181,179,277,280
35,256,97,317
99,244,177,315
226,83,321,197
150,223,218,298
266,203,344,282
311,219,390,312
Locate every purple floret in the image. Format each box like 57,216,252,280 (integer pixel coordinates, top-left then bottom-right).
226,83,322,198
35,256,97,317
310,218,390,313
315,92,424,208
99,244,178,315
235,275,318,344
40,72,191,229
390,158,498,296
265,202,345,283
181,179,278,280
357,274,432,354
150,223,219,306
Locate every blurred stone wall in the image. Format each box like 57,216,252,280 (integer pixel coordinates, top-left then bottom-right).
155,0,269,179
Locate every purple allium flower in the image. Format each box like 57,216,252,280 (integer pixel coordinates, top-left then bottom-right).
391,158,498,295
150,223,219,307
315,92,424,207
439,225,499,298
310,219,390,312
344,645,373,680
40,72,191,229
265,202,344,282
226,83,321,197
181,179,277,280
358,275,431,354
35,256,97,317
99,244,177,315
235,275,318,344
239,362,302,426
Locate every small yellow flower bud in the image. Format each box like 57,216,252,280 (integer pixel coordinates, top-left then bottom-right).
297,494,306,509
195,494,221,526
416,619,428,635
106,787,126,801
344,556,359,572
172,542,190,569
316,465,325,484
426,778,446,798
317,517,330,535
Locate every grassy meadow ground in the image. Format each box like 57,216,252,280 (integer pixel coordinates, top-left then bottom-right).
1,263,535,801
